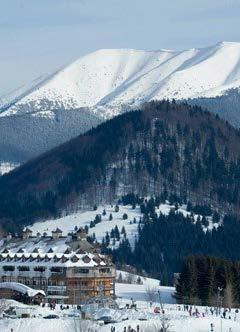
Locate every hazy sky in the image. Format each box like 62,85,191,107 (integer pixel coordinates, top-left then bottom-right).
1,0,240,96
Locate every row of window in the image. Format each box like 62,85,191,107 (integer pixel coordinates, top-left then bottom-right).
1,266,111,273
72,267,111,274
1,276,66,287
1,266,66,273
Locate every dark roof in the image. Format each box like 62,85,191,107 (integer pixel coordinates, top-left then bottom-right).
76,228,85,233
52,228,62,233
23,228,32,233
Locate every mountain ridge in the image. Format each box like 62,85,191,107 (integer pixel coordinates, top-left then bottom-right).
2,41,240,119
1,101,240,233
2,42,240,168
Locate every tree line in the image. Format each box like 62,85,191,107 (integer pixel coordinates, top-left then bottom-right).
176,255,240,307
104,195,240,285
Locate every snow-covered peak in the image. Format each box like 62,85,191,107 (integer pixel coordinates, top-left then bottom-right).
2,41,240,119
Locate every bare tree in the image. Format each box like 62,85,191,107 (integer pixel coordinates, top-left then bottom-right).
72,318,98,332
126,273,135,284
159,316,172,332
145,286,158,304
223,282,235,309
143,316,173,332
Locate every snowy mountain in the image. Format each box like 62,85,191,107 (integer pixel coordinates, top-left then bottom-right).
2,41,240,167
2,41,240,119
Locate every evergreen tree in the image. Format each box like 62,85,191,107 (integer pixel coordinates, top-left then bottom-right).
121,226,126,238
114,225,120,241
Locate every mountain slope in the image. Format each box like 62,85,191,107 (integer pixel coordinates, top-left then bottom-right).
2,42,240,118
1,101,240,233
2,42,240,166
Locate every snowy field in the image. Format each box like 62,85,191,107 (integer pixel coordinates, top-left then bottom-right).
0,275,238,332
0,294,240,332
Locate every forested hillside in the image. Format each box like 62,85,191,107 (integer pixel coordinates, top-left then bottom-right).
176,255,240,306
104,195,240,284
188,89,240,128
1,100,240,232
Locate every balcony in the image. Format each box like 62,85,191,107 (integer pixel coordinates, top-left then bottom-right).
67,269,115,278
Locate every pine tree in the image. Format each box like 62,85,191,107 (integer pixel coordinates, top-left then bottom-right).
201,216,209,227
105,232,110,246
114,225,120,241
121,226,126,238
90,220,95,228
213,211,220,223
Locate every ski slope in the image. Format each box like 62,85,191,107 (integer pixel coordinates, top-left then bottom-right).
30,205,142,248
29,203,218,250
2,41,240,119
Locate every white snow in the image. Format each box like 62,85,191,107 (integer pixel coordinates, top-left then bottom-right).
29,203,218,250
30,205,142,248
0,162,19,175
0,290,239,331
2,42,240,119
0,271,237,332
0,282,45,297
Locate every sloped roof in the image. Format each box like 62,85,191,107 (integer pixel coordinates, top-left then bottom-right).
23,228,32,233
0,282,45,297
52,228,62,233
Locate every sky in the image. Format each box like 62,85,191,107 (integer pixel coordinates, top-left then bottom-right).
0,0,240,96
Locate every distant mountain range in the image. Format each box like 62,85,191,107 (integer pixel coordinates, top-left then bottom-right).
2,41,240,166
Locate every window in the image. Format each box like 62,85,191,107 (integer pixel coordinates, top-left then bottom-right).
41,279,47,286
73,268,89,274
99,268,110,274
18,266,30,271
2,276,13,282
50,267,64,273
3,266,15,271
34,266,46,272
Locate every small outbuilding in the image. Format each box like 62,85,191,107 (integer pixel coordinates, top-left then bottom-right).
0,282,45,304
52,228,63,240
22,228,33,240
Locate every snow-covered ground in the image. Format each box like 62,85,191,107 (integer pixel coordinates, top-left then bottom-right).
29,203,219,250
0,273,237,332
0,289,239,332
0,162,18,175
30,205,142,248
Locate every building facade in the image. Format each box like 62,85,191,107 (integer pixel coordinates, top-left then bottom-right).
0,249,115,304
